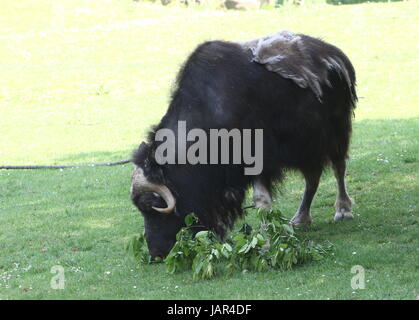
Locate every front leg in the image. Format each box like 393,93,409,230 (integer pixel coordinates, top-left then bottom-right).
253,178,272,210
291,170,322,227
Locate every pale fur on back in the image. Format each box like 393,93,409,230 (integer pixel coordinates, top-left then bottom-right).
239,30,353,102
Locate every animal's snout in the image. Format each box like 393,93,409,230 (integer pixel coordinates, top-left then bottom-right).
149,248,167,260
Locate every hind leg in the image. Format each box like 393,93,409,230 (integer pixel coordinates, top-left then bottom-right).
332,159,353,221
291,169,322,227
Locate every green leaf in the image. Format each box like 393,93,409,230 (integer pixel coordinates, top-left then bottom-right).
250,236,258,248
282,223,294,235
238,243,249,254
184,214,198,227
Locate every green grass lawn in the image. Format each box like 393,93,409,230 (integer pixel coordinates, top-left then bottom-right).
0,0,418,299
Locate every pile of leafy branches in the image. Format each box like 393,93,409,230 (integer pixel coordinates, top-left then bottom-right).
126,210,332,279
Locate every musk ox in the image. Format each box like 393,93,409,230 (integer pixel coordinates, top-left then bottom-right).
130,31,357,259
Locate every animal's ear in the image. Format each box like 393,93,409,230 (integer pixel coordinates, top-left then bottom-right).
138,141,149,155
133,141,151,165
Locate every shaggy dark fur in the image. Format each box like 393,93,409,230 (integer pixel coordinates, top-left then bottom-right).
132,35,357,257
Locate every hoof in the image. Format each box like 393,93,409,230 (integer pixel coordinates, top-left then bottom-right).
290,213,312,228
334,208,354,221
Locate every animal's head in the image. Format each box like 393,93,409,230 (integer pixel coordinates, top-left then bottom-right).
130,142,185,259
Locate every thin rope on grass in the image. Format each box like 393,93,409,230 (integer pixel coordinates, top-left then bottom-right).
0,159,131,170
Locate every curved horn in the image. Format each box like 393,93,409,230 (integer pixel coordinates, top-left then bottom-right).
132,167,176,214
